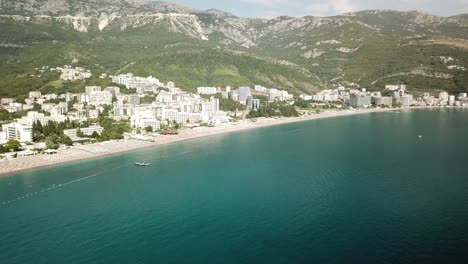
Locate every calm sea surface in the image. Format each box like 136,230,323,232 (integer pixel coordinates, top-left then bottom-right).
1,109,468,264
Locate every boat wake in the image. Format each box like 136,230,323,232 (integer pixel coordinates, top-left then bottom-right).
1,163,132,206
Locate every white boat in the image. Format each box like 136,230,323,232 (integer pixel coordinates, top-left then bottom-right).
135,162,150,166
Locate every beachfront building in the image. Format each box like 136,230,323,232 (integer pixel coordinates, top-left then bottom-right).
394,95,413,107
238,87,252,104
311,89,344,102
250,99,261,110
374,96,393,107
131,116,161,132
1,123,33,143
201,97,220,114
162,109,205,124
349,93,372,108
439,92,449,102
269,89,293,102
64,125,104,138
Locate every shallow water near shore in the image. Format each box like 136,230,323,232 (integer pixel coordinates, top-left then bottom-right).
1,109,468,263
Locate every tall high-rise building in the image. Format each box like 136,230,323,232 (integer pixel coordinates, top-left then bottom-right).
238,87,252,103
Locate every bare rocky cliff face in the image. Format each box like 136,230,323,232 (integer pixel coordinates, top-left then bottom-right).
1,0,466,45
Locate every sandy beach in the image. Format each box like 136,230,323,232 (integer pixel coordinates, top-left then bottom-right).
0,107,425,176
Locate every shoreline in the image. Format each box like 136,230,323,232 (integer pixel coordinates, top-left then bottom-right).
0,106,453,177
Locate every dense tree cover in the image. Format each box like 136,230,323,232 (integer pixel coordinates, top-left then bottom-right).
248,102,299,118
309,103,341,110
381,90,394,96
253,95,269,103
219,97,246,112
0,139,22,154
2,11,468,102
293,97,311,108
0,144,7,154
95,116,131,141
0,109,28,122
43,98,66,104
140,95,156,104
32,119,77,148
6,139,21,151
144,126,153,133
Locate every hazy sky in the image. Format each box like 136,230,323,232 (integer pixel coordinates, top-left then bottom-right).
165,0,468,18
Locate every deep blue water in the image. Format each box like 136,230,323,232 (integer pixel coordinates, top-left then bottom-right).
1,109,468,264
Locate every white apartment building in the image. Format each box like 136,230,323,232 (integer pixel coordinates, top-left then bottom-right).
112,74,162,90
86,86,102,94
167,81,175,89
29,91,42,98
88,91,113,106
201,97,220,114
269,89,292,102
64,125,104,138
78,93,89,104
197,87,218,95
131,116,161,131
58,66,92,81
385,84,406,91
162,109,205,124
254,85,268,93
439,92,449,101
128,94,141,106
105,87,120,96
2,123,33,143
1,98,14,105
157,91,175,103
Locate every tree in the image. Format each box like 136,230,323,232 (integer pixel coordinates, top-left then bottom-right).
145,126,153,133
76,128,85,138
6,139,21,151
294,97,311,108
60,135,73,146
33,120,43,134
90,131,100,138
0,144,7,154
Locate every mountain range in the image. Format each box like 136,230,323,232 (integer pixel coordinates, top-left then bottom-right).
1,0,467,98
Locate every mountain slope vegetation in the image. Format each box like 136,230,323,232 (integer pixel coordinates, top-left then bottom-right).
0,0,467,98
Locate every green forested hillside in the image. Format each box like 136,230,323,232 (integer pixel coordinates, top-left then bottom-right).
0,1,467,98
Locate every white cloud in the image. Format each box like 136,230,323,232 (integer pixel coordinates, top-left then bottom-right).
304,0,358,16
329,0,358,14
239,0,289,7
305,3,331,16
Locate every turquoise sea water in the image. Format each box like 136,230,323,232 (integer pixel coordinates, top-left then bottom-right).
1,109,468,264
